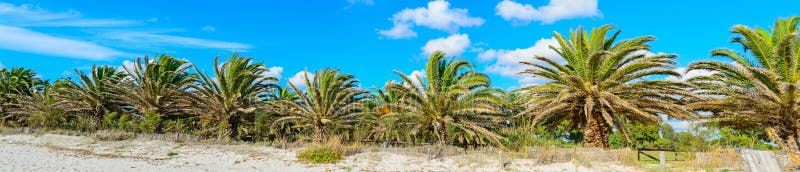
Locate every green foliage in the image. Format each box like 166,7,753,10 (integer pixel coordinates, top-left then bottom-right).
609,123,672,149
711,127,774,150
102,112,119,129
167,152,178,157
117,113,135,131
139,112,162,133
297,146,343,164
519,25,693,148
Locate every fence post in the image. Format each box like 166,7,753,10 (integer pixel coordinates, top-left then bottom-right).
498,151,503,169
659,151,666,168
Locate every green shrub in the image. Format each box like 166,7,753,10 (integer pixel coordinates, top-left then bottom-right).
297,146,343,164
102,112,119,129
139,112,162,133
167,152,178,157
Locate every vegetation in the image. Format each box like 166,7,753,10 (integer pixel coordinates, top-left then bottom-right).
518,25,693,148
1,17,797,164
687,17,800,160
297,146,343,164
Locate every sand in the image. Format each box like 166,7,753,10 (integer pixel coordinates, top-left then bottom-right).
0,134,640,172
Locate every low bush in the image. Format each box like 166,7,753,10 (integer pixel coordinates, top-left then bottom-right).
297,146,343,164
93,130,136,141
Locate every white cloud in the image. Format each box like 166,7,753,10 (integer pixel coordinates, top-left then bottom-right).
661,115,692,132
379,0,484,39
407,70,426,86
201,25,216,32
263,66,283,79
666,67,715,82
288,71,314,88
0,2,138,27
118,60,136,73
377,23,417,39
0,61,4,70
479,37,560,85
0,25,128,60
102,31,252,51
347,0,374,5
422,34,470,56
495,0,599,24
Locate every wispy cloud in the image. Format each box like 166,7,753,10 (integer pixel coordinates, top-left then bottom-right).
102,31,252,51
0,2,139,27
0,2,251,60
0,25,129,60
201,25,216,32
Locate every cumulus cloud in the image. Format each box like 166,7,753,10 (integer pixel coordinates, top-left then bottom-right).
288,71,314,88
263,66,283,79
117,60,136,73
379,0,484,39
479,37,560,85
0,25,128,60
495,0,600,24
377,23,417,39
0,2,139,27
407,70,426,86
422,34,471,56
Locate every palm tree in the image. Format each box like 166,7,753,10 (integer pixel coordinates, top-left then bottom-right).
6,85,64,128
192,54,275,140
387,51,506,148
0,68,45,124
364,84,416,144
519,25,693,148
58,65,126,126
114,54,196,132
686,17,800,160
271,69,369,143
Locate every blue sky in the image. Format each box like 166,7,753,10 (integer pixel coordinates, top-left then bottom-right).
1,0,799,93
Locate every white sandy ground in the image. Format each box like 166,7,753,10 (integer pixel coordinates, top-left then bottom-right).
0,134,640,172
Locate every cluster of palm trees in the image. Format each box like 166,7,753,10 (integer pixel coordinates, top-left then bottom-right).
2,17,800,160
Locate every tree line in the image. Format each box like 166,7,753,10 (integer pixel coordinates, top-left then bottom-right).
1,17,798,160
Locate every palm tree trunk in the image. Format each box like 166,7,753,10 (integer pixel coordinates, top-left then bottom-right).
433,122,446,158
582,114,610,148
312,124,327,143
768,127,800,163
227,115,239,140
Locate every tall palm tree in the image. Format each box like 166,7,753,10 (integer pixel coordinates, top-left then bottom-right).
192,54,275,140
686,17,800,160
271,69,369,143
115,55,196,132
58,65,126,126
519,25,693,148
387,51,506,148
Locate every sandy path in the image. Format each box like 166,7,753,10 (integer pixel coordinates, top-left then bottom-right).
0,143,186,172
0,134,640,172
